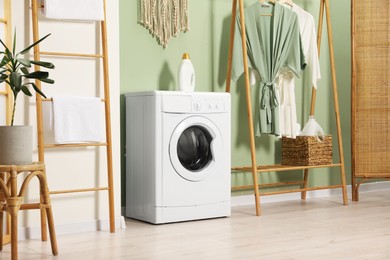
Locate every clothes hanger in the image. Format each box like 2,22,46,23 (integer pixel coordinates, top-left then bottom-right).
259,0,276,4
259,0,275,16
278,0,294,7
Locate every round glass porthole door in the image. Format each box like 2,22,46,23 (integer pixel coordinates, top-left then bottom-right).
177,126,213,171
169,116,223,182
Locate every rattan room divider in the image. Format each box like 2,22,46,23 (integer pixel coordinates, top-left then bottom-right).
351,0,390,200
226,0,348,216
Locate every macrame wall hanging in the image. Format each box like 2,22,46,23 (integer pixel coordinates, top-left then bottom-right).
138,0,190,48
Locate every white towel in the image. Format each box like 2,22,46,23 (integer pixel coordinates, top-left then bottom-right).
41,0,104,21
42,101,55,144
52,96,105,144
0,96,6,125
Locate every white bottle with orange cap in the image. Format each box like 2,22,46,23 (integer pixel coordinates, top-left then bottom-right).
178,53,195,92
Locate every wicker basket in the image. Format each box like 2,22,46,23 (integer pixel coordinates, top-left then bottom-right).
281,136,332,166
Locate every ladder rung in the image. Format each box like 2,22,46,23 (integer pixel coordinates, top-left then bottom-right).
44,142,108,148
42,98,106,102
0,91,9,95
0,18,7,24
50,187,109,195
40,51,103,59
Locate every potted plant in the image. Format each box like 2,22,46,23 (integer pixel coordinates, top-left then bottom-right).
0,32,55,165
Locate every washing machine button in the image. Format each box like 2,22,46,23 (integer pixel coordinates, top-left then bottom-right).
193,101,202,111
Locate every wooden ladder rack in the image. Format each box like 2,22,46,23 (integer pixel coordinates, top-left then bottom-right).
0,0,12,246
0,0,12,126
226,0,348,215
31,0,115,232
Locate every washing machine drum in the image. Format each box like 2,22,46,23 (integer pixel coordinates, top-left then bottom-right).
177,126,213,171
169,116,223,182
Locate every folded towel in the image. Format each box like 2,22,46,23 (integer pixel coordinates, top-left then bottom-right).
41,0,104,21
52,96,105,144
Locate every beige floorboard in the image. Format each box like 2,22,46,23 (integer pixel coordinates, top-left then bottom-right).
2,189,390,259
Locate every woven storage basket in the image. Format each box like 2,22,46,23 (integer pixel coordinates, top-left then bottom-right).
281,136,332,166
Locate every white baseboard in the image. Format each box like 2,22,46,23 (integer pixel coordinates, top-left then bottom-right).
231,181,390,207
18,216,126,240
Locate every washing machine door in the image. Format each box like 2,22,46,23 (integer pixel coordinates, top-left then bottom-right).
169,116,223,182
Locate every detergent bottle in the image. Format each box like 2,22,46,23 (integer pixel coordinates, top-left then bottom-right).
178,53,195,92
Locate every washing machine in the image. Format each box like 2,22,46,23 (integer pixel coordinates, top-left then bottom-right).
125,91,231,224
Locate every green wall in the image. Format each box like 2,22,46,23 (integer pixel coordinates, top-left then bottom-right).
119,0,351,206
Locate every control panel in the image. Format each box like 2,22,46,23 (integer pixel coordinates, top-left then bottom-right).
161,92,230,114
191,96,227,113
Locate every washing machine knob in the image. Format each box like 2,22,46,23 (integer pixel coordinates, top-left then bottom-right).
193,101,201,111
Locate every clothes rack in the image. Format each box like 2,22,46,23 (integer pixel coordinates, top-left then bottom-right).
31,0,115,233
226,0,348,215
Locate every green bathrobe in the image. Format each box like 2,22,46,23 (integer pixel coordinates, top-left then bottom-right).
232,2,306,136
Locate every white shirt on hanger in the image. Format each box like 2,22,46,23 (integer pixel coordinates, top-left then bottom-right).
277,2,321,138
292,3,321,88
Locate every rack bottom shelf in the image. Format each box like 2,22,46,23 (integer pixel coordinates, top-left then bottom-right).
232,183,343,193
232,163,342,173
231,163,344,194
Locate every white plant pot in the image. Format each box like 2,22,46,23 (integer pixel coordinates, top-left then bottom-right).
0,125,33,165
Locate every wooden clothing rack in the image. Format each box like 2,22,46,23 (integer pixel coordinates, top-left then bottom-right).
0,0,12,126
31,0,115,232
225,0,348,215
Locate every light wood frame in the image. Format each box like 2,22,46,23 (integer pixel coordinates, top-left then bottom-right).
0,0,12,246
0,0,12,125
226,0,348,215
31,0,115,233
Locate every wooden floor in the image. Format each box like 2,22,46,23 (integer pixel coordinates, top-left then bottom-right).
2,189,390,259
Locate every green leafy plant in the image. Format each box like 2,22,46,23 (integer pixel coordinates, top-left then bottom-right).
0,32,55,126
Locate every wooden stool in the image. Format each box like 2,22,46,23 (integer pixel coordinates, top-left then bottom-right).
0,163,58,260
